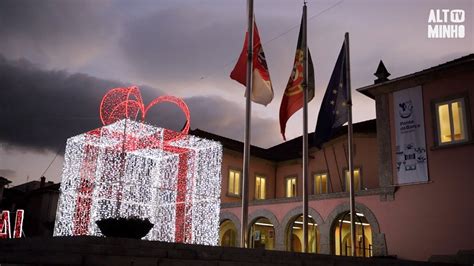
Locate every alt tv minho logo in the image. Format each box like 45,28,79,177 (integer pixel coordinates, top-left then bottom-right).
428,9,465,38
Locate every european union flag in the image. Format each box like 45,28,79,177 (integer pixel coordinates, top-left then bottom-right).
314,42,348,149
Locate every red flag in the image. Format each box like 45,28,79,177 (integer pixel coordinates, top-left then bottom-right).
230,22,274,106
279,18,315,140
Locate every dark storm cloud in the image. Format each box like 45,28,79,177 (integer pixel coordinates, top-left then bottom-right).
0,0,117,68
0,56,124,152
119,7,244,86
0,56,280,153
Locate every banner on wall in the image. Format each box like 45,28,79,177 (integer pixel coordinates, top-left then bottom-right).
393,86,428,184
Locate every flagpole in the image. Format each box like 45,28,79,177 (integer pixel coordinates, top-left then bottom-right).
241,0,254,249
345,32,357,257
302,1,309,253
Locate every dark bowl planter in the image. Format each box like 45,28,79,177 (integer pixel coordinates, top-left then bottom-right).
96,217,154,239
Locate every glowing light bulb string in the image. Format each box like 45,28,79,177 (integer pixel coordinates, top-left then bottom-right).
116,118,128,217
55,86,222,244
100,87,193,220
99,87,194,238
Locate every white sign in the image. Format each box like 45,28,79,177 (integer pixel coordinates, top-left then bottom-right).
393,86,428,184
428,9,465,39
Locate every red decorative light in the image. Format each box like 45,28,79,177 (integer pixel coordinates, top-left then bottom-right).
55,87,222,245
99,86,190,143
0,211,10,239
94,87,195,241
13,210,24,238
0,210,24,239
100,86,143,126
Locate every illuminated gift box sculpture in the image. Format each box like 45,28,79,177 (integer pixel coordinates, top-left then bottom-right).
53,87,222,245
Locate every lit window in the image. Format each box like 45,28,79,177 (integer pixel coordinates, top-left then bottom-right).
314,173,328,194
255,175,266,200
344,168,361,192
228,169,241,196
435,98,469,145
285,177,297,198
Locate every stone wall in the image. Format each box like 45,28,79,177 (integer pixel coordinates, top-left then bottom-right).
0,236,458,266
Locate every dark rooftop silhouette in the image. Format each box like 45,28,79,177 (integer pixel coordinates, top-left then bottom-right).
190,119,376,162
374,60,390,84
358,54,474,98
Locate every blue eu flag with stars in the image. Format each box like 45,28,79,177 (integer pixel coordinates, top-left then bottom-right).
314,42,348,149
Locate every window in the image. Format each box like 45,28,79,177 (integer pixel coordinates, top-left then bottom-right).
255,175,266,200
228,169,241,196
285,177,297,198
435,98,469,145
344,168,361,192
314,173,328,194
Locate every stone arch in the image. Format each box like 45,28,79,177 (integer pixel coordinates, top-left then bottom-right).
248,209,280,250
219,211,241,245
279,206,324,252
325,202,387,256
325,202,381,233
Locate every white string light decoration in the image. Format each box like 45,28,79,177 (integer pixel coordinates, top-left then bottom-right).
53,87,222,245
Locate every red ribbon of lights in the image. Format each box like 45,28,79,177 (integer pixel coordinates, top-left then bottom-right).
99,86,191,143
74,86,193,242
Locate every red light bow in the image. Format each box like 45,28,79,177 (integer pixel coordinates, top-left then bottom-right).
99,86,191,142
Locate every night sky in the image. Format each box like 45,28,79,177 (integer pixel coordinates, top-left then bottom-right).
0,0,472,185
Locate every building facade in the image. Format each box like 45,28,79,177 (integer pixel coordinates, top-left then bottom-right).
199,120,386,258
210,54,474,261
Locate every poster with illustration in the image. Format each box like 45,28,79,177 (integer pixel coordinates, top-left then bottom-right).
393,86,428,184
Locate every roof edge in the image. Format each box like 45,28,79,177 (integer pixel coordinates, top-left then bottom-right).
357,54,474,99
